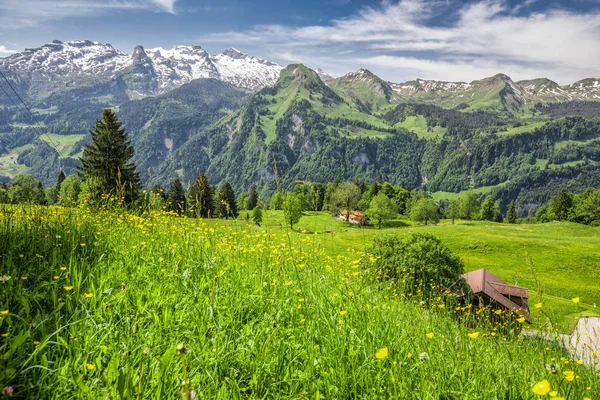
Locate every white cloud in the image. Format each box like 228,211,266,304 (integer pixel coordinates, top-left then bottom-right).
0,45,17,56
0,0,178,29
198,0,600,84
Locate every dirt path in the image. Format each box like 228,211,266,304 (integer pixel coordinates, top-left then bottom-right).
560,317,600,367
523,317,600,369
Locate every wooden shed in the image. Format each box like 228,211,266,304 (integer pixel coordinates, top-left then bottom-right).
462,269,531,322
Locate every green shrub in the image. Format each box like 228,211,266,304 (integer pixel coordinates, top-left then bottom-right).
362,233,469,298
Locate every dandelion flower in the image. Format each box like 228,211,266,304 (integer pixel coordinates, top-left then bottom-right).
577,359,583,365
64,286,73,291
80,243,86,247
84,293,93,298
494,309,503,315
86,363,95,370
467,332,480,339
375,347,388,359
60,267,67,271
1,333,7,337
531,379,551,395
33,341,40,345
572,297,580,304
517,317,526,323
426,332,434,339
534,303,542,309
0,310,8,315
53,276,59,280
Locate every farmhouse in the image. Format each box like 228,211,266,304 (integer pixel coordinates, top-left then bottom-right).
462,268,531,322
337,210,369,225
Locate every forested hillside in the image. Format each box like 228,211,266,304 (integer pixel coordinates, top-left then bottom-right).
2,62,600,215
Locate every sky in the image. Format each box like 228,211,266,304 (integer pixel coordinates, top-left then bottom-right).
1,0,600,84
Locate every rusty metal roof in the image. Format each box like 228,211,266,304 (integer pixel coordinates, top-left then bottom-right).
462,269,531,322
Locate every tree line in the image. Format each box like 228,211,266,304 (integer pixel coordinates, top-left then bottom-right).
2,108,598,229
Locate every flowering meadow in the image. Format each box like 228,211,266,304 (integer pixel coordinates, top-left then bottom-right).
0,205,598,398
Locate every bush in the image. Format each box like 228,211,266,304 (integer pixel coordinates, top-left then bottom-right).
362,233,469,298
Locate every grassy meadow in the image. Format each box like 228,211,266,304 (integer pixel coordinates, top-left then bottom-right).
0,205,598,398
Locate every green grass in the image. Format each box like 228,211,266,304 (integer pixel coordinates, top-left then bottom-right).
39,133,86,157
431,182,508,202
496,121,546,137
554,136,600,150
0,145,33,178
0,206,598,398
10,122,46,129
394,115,447,140
31,106,58,116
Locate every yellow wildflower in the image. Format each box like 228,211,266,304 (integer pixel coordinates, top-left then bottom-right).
375,347,388,359
534,303,542,309
517,317,526,323
0,310,8,315
572,297,580,304
426,332,434,339
531,379,551,395
563,371,574,382
84,293,93,298
86,363,95,370
64,286,73,291
577,359,583,365
339,310,347,316
60,267,67,271
467,332,480,339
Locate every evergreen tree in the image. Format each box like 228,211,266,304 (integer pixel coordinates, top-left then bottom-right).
167,178,186,216
56,170,66,190
479,195,497,221
507,200,517,224
548,189,574,221
252,206,263,226
78,109,140,205
247,186,259,210
188,174,214,218
217,182,237,219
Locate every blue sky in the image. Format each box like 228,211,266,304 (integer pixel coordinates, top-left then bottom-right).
1,0,600,84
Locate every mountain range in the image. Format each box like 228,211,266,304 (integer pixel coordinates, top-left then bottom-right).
1,40,600,215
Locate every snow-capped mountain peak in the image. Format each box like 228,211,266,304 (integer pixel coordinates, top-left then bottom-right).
0,40,282,94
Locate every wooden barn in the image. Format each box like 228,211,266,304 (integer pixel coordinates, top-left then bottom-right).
462,268,531,322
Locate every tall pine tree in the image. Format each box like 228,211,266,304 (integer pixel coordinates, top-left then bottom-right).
247,185,258,210
217,182,237,219
188,174,214,218
167,178,186,215
78,109,140,205
507,200,517,224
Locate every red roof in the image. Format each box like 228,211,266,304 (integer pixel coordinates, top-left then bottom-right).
462,269,531,322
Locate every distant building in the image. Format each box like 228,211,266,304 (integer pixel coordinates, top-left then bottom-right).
337,210,369,225
462,268,531,322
